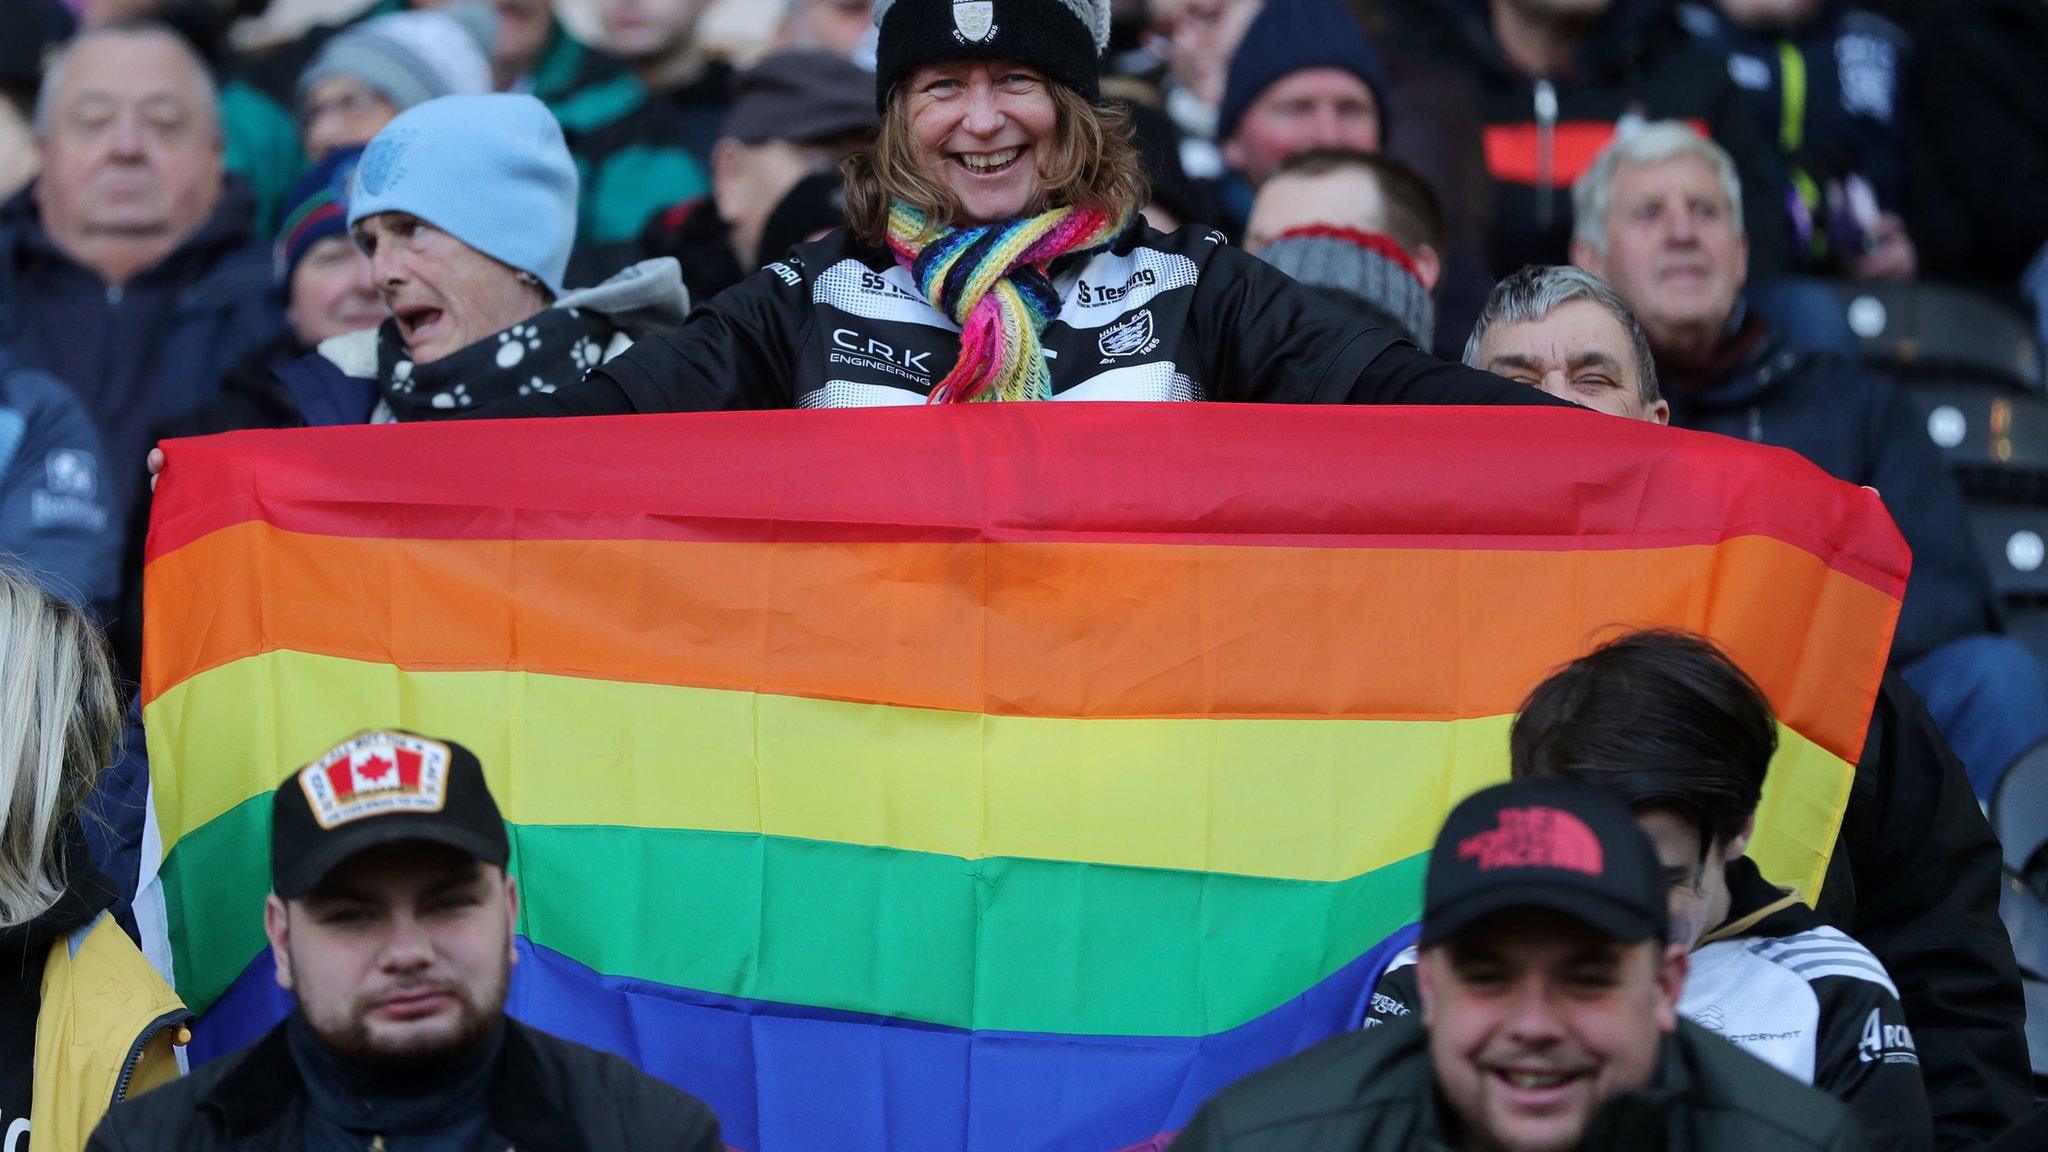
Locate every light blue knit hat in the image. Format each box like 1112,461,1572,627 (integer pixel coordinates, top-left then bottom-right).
347,93,579,295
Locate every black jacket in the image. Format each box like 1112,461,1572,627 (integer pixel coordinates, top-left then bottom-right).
467,223,1569,418
1909,0,2048,285
87,1018,722,1152
1370,856,1932,1151
1167,1016,1863,1151
1381,0,1790,278
1818,674,2035,1149
1664,316,1997,665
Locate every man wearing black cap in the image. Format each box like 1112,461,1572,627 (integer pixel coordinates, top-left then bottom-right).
1168,780,1863,1151
88,730,722,1152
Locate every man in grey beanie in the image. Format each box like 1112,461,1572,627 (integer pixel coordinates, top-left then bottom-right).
297,3,497,161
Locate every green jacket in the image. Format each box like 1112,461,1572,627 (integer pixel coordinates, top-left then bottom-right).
1168,1017,1865,1152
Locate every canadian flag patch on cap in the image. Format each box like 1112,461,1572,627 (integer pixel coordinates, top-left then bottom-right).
300,731,452,829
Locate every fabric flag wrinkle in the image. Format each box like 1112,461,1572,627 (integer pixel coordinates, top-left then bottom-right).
142,404,1903,1152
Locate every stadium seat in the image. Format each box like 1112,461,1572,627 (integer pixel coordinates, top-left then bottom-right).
1831,282,2044,391
2001,870,2048,981
1906,380,2048,499
1964,499,2048,601
1996,743,2048,886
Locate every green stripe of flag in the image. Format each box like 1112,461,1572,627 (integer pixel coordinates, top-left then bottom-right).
163,803,1427,1036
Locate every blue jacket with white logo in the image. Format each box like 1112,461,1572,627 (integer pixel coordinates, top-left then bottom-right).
0,346,120,612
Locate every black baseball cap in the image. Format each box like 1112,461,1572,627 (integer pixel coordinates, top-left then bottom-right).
271,730,510,899
1421,779,1668,948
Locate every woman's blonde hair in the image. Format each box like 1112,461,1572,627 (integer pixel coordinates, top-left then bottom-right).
844,81,1149,247
0,566,121,927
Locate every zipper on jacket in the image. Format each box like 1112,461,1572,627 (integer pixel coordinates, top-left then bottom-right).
111,1008,193,1105
1534,80,1559,229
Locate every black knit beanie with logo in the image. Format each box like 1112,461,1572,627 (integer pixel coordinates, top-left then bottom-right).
873,0,1111,111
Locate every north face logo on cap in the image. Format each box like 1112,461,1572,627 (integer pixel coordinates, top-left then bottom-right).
953,0,996,42
1458,806,1604,875
300,732,451,829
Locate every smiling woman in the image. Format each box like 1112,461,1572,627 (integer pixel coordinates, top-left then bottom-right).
463,0,1574,417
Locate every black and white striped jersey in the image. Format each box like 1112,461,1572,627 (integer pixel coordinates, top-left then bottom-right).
489,222,1564,417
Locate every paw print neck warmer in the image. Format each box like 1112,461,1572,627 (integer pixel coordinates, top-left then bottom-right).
374,304,616,421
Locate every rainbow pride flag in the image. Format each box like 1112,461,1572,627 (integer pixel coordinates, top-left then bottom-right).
141,404,1906,1151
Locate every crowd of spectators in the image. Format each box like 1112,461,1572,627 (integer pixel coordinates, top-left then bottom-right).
0,0,2046,1147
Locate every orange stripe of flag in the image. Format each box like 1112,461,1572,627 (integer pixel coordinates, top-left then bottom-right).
144,521,1896,760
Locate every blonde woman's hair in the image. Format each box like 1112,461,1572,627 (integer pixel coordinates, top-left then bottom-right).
843,81,1149,247
0,566,121,927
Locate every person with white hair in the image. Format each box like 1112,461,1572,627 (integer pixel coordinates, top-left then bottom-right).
1567,121,2010,712
1569,123,2046,1148
0,563,187,1152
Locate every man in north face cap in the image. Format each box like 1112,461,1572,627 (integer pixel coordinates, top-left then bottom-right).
1168,780,1865,1152
89,730,722,1152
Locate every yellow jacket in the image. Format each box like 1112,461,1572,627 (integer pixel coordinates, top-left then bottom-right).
31,912,189,1152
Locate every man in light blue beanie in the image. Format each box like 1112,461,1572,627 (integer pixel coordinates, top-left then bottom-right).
347,92,580,296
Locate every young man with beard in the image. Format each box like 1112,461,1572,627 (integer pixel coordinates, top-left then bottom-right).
1169,779,1861,1152
86,730,722,1152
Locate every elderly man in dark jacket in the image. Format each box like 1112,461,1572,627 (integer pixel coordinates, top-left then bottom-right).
1169,780,1863,1152
1,23,284,530
1570,121,2048,804
88,730,722,1152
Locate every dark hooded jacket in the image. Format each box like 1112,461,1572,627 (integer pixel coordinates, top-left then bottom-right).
1379,0,1790,278
0,181,285,526
1662,312,1996,666
1167,1016,1863,1152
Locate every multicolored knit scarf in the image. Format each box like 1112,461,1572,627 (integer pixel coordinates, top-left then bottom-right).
887,200,1131,403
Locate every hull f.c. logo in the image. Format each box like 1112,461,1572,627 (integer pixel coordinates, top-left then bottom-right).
953,0,996,42
1098,309,1159,360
